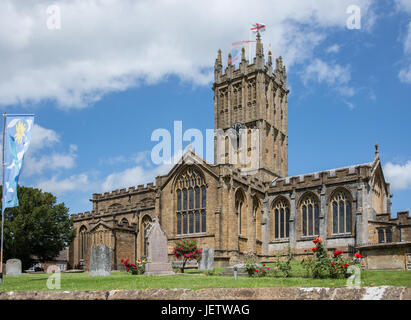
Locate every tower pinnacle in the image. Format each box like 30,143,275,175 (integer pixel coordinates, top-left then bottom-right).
255,32,264,69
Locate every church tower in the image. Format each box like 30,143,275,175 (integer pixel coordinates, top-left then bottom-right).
213,33,289,180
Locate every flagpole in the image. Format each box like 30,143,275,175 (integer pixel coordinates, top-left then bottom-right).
0,112,5,284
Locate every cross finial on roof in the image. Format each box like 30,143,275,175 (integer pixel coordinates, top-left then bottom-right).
375,143,379,157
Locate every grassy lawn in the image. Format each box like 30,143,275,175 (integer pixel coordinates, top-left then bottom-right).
0,262,410,292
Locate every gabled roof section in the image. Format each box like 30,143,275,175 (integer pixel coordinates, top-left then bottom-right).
89,220,114,232
157,147,218,190
370,143,390,195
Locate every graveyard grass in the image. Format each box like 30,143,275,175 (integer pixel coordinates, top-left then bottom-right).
1,262,410,292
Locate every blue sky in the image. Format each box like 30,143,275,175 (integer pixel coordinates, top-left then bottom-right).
1,0,410,215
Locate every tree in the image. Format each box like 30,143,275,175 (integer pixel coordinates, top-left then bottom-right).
172,239,202,273
0,186,75,270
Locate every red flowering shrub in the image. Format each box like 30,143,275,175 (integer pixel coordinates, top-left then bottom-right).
122,258,146,275
333,250,343,257
172,239,202,273
353,252,363,264
301,237,352,279
251,264,270,277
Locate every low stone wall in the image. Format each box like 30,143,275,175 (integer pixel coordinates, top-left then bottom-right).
0,286,409,300
357,242,411,270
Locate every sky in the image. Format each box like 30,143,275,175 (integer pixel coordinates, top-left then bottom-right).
0,0,410,216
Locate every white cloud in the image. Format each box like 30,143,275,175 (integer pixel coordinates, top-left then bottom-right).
404,22,411,54
326,44,340,53
301,58,356,104
343,100,355,110
21,124,77,176
399,22,411,83
101,162,172,192
395,0,411,14
338,86,356,97
37,173,94,195
384,161,411,190
24,149,77,176
30,124,60,151
0,0,374,108
303,59,351,85
399,65,411,83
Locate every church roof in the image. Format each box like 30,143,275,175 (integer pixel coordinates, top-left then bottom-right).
271,161,374,187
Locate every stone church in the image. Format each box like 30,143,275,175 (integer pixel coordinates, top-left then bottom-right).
68,33,411,270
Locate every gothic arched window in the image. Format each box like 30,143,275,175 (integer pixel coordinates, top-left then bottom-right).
385,228,392,243
79,226,88,261
235,190,247,237
142,216,152,257
300,193,320,237
272,198,290,240
253,197,262,241
331,190,352,235
378,229,385,243
176,167,206,235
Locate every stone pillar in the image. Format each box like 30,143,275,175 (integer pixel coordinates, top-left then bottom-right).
214,208,221,250
274,130,279,174
247,189,256,253
277,132,282,176
242,77,246,122
289,191,297,249
227,180,236,252
228,84,232,125
262,197,270,255
356,182,365,245
155,189,161,222
320,184,327,241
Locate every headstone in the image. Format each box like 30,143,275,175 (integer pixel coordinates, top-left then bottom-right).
171,260,198,269
6,259,22,276
199,248,214,270
89,244,113,276
220,263,256,277
145,218,174,275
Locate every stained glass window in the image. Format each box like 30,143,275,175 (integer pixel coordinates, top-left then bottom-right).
273,199,289,240
175,167,206,235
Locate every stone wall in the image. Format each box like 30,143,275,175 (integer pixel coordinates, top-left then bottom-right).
357,242,411,270
114,230,136,270
1,287,410,300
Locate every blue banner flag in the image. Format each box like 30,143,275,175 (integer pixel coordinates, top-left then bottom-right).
2,115,34,209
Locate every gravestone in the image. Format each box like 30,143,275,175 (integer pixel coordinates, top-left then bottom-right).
199,248,214,270
6,259,22,276
171,260,198,269
89,244,113,276
145,218,174,275
220,263,251,277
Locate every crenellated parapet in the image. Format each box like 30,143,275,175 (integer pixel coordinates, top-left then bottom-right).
269,162,373,192
72,183,157,222
91,182,155,202
213,32,288,94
